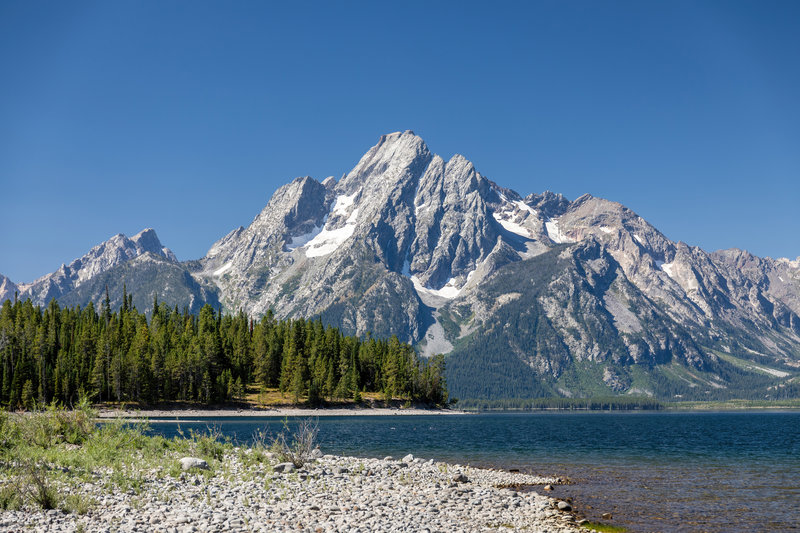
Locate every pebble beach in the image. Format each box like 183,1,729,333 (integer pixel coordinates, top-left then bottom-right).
2,451,584,533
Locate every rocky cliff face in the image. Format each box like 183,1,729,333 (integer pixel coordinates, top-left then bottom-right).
3,131,799,400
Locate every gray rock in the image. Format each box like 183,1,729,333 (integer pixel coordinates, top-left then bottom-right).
179,457,209,471
402,454,414,463
556,501,572,512
273,462,296,473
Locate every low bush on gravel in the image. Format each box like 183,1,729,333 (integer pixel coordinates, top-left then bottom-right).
270,417,319,468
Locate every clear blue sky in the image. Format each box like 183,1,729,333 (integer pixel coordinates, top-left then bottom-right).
2,0,799,282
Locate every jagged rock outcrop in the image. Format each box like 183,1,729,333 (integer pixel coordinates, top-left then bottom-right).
0,275,18,305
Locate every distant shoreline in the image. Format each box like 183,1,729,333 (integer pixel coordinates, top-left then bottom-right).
97,405,468,418
94,403,800,419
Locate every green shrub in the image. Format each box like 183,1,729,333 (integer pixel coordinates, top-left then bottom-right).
25,463,59,510
0,483,22,510
190,425,229,461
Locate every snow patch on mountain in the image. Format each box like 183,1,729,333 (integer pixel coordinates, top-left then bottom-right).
410,275,470,300
305,224,356,257
287,226,323,251
492,193,537,239
545,219,574,244
513,200,537,217
332,193,357,217
213,262,233,276
493,212,532,238
297,193,361,258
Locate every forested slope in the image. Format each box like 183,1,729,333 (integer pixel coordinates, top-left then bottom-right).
0,293,448,409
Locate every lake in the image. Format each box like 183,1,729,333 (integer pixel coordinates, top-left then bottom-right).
144,411,800,532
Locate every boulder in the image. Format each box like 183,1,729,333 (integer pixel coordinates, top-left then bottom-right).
402,454,414,463
179,457,209,471
452,473,469,483
273,462,296,473
557,501,572,512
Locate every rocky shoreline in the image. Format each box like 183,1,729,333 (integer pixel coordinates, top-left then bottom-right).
2,451,584,532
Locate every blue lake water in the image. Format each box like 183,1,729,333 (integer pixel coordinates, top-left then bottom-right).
144,411,800,532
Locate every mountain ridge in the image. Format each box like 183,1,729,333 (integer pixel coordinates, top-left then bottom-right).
2,131,799,401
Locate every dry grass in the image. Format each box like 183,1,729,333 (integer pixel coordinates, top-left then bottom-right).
97,385,415,411
247,387,402,407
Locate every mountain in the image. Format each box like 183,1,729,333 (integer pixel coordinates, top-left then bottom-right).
3,131,799,401
194,131,800,401
5,229,219,315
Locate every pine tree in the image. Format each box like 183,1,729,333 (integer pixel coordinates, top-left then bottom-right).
21,379,34,409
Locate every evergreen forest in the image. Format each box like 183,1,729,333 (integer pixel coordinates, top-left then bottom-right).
0,291,448,409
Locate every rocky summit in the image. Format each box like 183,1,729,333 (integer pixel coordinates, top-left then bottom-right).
3,131,800,401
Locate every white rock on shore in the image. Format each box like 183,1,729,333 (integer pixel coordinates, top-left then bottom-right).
2,452,582,532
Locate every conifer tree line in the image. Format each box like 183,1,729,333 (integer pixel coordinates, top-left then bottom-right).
0,290,448,409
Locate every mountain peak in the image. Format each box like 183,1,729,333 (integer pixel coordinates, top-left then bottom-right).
131,228,177,262
339,131,432,195
132,227,160,249
372,130,428,156
379,129,418,142
0,274,18,304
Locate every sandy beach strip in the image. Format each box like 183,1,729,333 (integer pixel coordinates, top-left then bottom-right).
97,406,470,419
